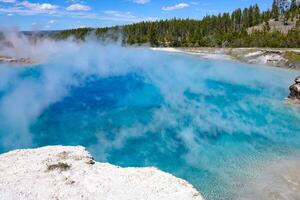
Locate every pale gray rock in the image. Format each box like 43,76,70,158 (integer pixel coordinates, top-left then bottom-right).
0,146,203,200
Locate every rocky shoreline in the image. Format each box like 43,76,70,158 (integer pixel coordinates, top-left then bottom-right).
0,55,35,66
152,47,300,70
227,48,300,69
0,146,203,200
1,47,300,69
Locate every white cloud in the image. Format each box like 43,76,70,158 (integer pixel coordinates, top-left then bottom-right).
103,10,135,19
48,20,55,24
66,4,91,11
162,3,190,11
66,0,85,3
0,3,156,24
132,0,150,4
7,13,13,16
19,1,58,11
0,0,15,3
190,2,198,6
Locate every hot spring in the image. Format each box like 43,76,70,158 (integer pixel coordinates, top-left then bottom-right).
0,42,300,200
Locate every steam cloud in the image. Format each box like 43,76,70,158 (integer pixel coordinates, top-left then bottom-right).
0,31,300,199
0,30,298,155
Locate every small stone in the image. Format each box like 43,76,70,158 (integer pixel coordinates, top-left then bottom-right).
295,76,300,84
86,159,95,165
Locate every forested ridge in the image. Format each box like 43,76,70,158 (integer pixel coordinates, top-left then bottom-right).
54,0,300,48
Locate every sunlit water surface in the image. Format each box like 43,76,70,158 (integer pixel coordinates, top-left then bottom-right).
0,47,300,200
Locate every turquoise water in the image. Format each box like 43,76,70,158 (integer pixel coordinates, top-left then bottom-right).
0,46,300,199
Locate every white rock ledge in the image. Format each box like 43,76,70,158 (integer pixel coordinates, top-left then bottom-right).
0,146,203,200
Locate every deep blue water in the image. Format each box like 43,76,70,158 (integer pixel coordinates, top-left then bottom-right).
0,47,299,200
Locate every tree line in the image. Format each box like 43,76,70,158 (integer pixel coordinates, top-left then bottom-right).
53,0,300,48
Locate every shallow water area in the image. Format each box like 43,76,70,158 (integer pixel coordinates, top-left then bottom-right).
0,46,300,200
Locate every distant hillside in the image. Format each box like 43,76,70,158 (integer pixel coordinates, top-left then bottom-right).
52,0,300,48
248,16,299,34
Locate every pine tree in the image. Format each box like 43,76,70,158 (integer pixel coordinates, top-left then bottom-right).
279,0,290,25
231,9,242,32
149,24,159,46
290,0,298,21
248,6,255,26
290,0,297,11
272,0,280,21
242,8,250,27
254,4,261,25
279,0,289,13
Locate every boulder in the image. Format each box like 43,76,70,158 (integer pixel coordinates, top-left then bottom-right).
289,76,300,100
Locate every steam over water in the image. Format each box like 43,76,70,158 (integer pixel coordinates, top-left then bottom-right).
0,40,300,199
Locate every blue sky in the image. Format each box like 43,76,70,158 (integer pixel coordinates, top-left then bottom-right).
0,0,273,31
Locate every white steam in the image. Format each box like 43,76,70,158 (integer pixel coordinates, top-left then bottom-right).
0,31,298,153
0,31,300,199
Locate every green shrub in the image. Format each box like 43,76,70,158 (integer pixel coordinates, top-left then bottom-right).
285,51,300,62
47,162,71,171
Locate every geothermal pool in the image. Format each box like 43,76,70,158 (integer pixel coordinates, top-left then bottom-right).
0,45,300,200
